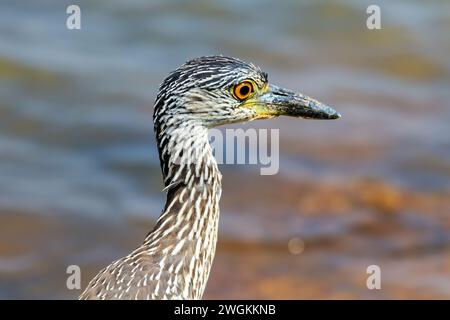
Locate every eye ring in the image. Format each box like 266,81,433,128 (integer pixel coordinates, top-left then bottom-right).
232,81,255,101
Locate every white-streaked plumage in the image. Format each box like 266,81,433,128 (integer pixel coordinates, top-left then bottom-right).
80,56,340,300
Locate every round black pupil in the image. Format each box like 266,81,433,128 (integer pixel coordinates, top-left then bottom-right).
239,85,250,96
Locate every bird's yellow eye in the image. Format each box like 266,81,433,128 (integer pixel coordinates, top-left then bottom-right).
232,81,255,101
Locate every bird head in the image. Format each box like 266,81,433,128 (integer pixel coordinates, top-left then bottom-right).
154,56,340,128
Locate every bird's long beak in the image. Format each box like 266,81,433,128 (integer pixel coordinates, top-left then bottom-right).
253,85,341,120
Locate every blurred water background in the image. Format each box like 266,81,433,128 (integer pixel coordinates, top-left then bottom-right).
0,0,449,299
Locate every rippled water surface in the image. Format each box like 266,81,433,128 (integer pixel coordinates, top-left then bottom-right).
0,0,449,299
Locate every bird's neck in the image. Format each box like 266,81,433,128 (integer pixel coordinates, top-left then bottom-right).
156,119,220,187
144,120,222,298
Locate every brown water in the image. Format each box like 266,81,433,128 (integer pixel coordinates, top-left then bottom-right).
0,0,450,299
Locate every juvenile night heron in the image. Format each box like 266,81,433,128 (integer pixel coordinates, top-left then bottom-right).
80,56,340,300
